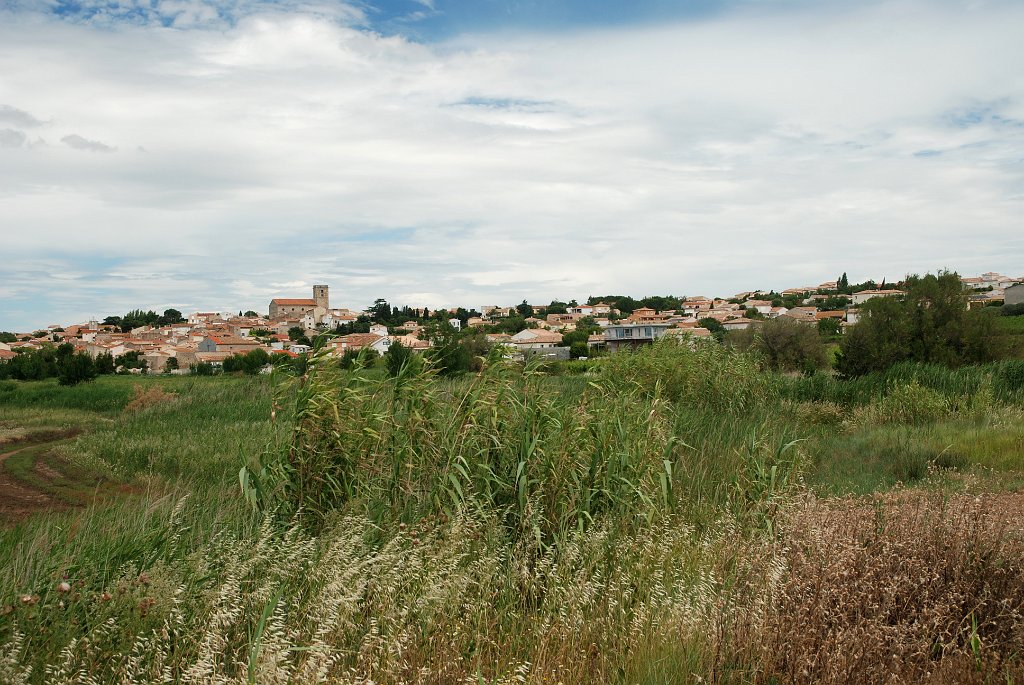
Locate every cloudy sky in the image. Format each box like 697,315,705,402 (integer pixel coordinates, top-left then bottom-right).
1,0,1022,330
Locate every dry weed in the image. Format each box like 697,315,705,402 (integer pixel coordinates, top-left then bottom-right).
751,491,1024,684
124,385,177,413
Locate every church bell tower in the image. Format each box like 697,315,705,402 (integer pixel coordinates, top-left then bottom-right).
313,284,329,311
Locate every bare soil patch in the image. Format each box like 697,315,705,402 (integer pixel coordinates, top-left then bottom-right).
0,429,118,524
0,445,64,523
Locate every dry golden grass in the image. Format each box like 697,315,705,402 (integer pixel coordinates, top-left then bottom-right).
124,385,177,413
747,491,1024,684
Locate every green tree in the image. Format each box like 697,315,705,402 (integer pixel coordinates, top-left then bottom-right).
159,308,185,325
288,327,312,346
425,320,472,375
817,318,841,337
698,318,726,342
0,332,16,343
94,352,116,375
244,310,259,317
4,348,55,381
118,350,147,371
248,348,272,373
837,272,850,293
516,300,533,318
57,352,97,386
817,295,851,311
545,300,568,315
228,348,273,375
384,339,412,377
369,298,392,322
338,348,362,370
56,342,75,360
165,356,179,372
837,271,997,377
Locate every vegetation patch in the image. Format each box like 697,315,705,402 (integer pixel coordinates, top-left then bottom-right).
124,384,178,413
0,339,1023,683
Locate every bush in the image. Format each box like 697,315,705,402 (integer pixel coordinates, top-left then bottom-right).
1002,303,1024,317
731,317,828,373
124,384,177,412
224,348,272,375
192,361,214,376
994,359,1024,400
851,380,950,426
598,338,776,415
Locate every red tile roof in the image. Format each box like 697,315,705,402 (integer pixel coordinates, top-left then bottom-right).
272,298,317,306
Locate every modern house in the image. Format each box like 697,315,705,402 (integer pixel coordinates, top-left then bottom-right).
604,323,671,351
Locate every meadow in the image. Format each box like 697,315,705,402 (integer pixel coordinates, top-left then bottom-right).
2,343,1024,684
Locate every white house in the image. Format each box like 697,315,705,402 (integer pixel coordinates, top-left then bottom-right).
721,318,757,331
851,289,904,305
510,329,563,349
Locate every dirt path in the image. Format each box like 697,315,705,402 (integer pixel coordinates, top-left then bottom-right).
0,444,64,522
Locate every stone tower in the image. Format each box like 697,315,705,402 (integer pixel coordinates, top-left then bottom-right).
313,285,329,311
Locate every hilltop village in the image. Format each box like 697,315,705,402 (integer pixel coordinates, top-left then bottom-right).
2,273,1021,374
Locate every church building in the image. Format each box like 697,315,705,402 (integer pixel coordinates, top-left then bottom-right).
269,285,329,320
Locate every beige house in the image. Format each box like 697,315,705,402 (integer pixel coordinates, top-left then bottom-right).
782,307,819,324
198,335,264,354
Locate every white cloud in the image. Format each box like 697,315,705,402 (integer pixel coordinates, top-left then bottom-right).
61,133,117,152
0,0,1023,329
0,104,45,128
0,129,28,148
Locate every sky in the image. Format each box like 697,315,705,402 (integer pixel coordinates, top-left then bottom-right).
1,0,1023,330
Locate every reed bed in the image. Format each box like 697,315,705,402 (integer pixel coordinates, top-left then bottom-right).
2,341,1024,683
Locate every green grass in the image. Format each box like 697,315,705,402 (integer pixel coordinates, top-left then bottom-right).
1,347,1024,683
997,313,1024,334
3,444,122,506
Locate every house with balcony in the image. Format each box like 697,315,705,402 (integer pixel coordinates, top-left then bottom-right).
604,322,671,351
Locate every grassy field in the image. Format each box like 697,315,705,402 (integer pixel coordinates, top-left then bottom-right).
1,346,1024,683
